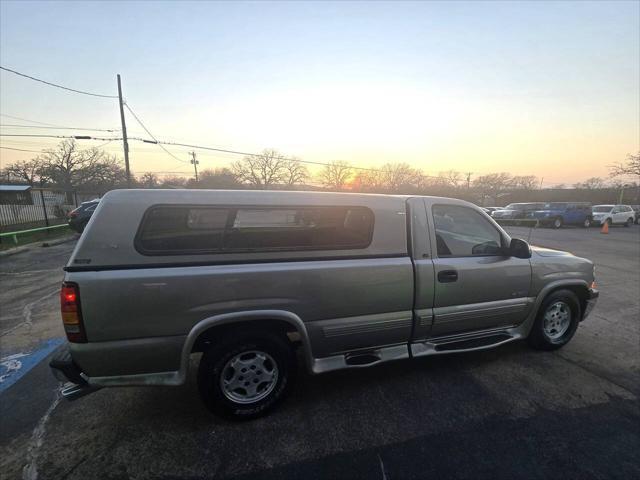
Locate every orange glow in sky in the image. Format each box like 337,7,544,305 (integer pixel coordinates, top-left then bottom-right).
1,1,638,186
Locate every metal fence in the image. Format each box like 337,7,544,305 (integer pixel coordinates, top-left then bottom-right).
0,189,100,232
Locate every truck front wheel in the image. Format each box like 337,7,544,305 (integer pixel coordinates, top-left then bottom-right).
527,289,581,351
197,331,296,419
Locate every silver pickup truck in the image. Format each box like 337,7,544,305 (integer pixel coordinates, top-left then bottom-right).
50,189,598,419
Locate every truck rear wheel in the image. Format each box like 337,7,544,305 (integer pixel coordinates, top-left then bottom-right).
197,331,296,420
552,217,563,229
527,289,581,351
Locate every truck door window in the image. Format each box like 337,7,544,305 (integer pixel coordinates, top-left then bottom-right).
433,205,503,257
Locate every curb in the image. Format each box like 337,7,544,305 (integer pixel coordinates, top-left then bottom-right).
0,235,78,258
42,235,78,248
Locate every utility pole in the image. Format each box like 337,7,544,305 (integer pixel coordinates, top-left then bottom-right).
190,151,199,183
466,172,472,189
117,74,131,188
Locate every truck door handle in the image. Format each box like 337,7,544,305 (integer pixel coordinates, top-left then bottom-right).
437,270,458,283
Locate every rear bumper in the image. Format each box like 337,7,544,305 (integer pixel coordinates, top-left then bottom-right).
49,348,101,400
583,288,599,320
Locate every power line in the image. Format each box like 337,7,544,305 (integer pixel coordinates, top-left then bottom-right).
0,134,123,141
0,146,42,153
152,139,384,172
0,123,119,132
123,103,189,164
0,66,118,98
0,113,73,127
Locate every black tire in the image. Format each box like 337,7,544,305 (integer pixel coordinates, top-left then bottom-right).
582,217,592,228
527,289,581,351
552,217,563,229
625,218,633,227
197,331,296,420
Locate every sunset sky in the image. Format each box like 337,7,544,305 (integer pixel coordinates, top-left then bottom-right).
1,1,638,186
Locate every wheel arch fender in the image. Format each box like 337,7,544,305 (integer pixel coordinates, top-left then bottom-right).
517,280,590,336
177,310,314,383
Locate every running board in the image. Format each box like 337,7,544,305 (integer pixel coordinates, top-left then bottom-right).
434,333,513,351
411,329,521,357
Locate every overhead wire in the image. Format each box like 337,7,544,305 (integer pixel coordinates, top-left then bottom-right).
0,134,123,141
123,103,189,164
1,113,76,127
0,123,119,132
0,66,118,98
0,146,42,153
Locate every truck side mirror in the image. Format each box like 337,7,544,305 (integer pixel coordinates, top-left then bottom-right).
509,238,532,259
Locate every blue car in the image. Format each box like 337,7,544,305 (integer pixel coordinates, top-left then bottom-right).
529,202,593,228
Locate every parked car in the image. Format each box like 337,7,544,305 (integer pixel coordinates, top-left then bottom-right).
50,190,598,419
481,206,500,216
627,205,640,224
67,199,100,233
529,202,593,228
491,203,545,223
591,205,636,227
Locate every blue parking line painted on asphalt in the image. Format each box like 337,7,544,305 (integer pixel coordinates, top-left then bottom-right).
0,338,65,393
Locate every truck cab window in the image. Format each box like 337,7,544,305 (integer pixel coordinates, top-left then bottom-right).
433,205,503,257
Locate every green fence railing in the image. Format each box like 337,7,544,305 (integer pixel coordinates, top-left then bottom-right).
0,223,70,246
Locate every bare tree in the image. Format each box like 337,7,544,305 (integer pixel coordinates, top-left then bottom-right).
160,175,188,188
473,172,513,204
610,152,640,177
232,149,289,188
190,168,240,189
318,161,353,191
2,158,48,186
35,139,126,200
438,170,462,188
574,177,605,190
282,158,309,186
140,172,159,188
379,163,424,192
512,175,538,190
352,170,384,192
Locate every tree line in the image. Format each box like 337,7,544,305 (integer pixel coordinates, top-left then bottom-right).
2,140,639,205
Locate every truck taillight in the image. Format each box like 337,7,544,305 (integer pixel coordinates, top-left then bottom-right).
60,282,87,343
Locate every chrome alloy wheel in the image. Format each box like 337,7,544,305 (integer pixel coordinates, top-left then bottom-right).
543,301,571,339
220,350,279,404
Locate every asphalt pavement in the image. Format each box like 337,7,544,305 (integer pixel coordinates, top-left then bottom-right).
1,225,638,480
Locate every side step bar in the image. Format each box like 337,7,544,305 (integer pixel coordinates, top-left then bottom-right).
411,328,521,357
61,383,102,401
434,333,513,352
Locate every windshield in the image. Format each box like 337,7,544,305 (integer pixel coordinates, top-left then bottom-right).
592,206,613,213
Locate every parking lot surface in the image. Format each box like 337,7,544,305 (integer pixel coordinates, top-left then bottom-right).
1,225,639,479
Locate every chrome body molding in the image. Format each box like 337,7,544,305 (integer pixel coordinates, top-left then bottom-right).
321,311,412,338
433,297,533,324
416,309,433,327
